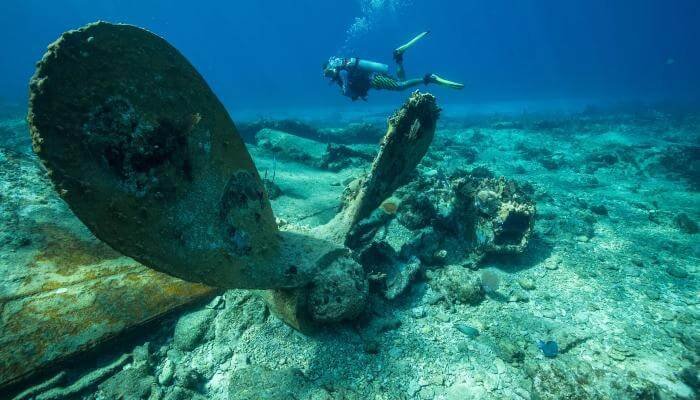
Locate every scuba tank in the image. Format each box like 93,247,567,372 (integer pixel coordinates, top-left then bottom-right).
347,58,389,74
326,56,389,75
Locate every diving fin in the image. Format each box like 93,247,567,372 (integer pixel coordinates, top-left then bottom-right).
426,73,464,90
394,30,430,57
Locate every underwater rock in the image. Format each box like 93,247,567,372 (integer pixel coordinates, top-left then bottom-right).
212,292,267,340
96,363,155,400
174,363,204,390
666,265,689,279
518,277,536,290
530,361,594,399
9,372,67,400
227,365,323,400
173,308,215,351
384,256,422,300
191,340,235,381
26,354,131,400
396,191,438,230
655,144,700,189
158,359,175,386
164,387,208,400
430,265,484,305
445,383,487,400
319,143,374,171
673,213,699,234
237,119,321,143
239,119,384,145
453,175,536,255
307,253,368,322
360,238,422,300
319,122,385,144
255,128,326,165
132,342,154,371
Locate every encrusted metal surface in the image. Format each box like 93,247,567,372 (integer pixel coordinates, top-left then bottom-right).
0,148,217,389
27,22,289,290
0,228,216,388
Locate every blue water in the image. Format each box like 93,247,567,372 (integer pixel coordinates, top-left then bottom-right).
1,0,699,115
1,2,700,398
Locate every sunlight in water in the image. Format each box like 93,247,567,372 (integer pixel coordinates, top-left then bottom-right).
341,0,412,53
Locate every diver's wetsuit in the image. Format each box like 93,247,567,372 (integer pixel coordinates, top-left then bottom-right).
337,66,427,101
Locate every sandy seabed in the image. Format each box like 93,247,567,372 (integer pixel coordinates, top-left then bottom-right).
1,102,698,400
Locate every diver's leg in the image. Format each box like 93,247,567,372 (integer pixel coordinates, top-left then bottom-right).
371,75,423,91
372,73,464,91
393,31,429,81
396,61,406,81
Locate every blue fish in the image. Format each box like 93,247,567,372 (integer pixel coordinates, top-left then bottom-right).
537,340,559,358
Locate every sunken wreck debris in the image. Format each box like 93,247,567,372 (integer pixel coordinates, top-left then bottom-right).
26,22,448,335
17,20,538,396
314,92,441,245
341,167,536,299
27,22,372,332
264,91,441,328
28,21,289,290
347,167,535,262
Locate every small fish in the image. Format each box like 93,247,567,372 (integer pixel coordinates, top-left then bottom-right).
454,323,480,338
537,340,559,358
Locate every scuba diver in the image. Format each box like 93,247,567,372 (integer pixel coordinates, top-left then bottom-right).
323,31,464,101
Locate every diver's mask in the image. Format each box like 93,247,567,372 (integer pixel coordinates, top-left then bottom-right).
323,56,346,78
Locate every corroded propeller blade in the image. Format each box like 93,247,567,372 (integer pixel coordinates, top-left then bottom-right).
316,91,440,244
28,22,292,289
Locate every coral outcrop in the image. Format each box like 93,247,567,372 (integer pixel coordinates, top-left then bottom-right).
345,167,536,274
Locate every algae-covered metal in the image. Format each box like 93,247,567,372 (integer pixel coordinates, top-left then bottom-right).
0,220,216,389
316,91,440,244
24,22,378,337
0,143,219,390
28,22,291,290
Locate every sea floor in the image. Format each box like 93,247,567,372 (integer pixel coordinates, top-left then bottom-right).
1,102,698,399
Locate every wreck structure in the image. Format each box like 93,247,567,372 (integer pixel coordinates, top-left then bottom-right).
2,21,535,391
